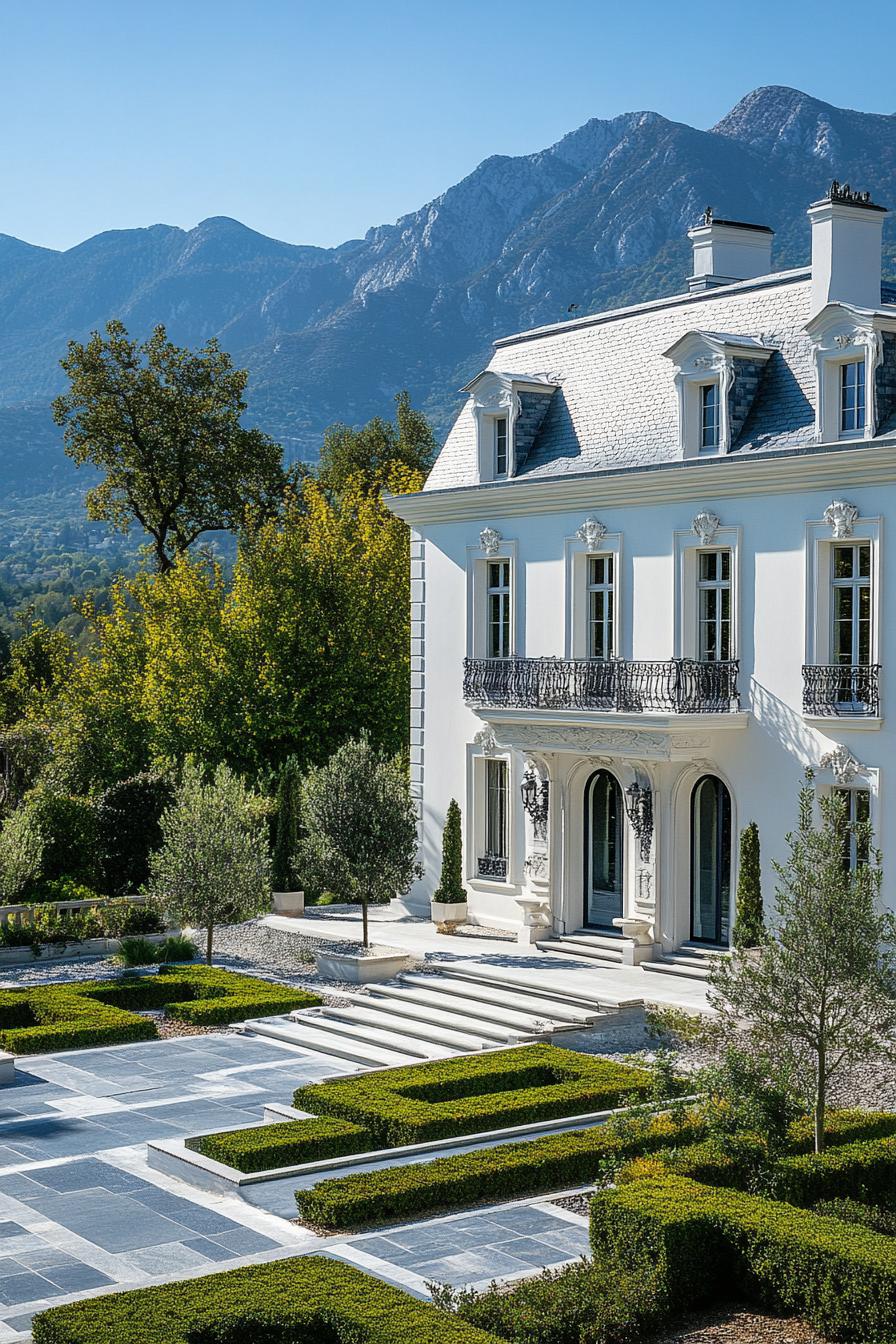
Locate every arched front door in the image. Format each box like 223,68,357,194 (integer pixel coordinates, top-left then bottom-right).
690,775,732,945
584,769,624,929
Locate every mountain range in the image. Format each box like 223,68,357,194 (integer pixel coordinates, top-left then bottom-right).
2,84,896,497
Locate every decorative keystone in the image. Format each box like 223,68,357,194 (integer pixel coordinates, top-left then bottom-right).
691,511,721,545
479,527,502,555
823,499,860,539
576,516,607,550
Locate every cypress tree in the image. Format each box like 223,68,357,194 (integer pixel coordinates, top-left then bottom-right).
272,756,302,891
433,799,464,904
733,820,764,948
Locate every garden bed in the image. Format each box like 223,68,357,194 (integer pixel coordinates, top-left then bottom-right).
186,1044,652,1173
0,964,321,1054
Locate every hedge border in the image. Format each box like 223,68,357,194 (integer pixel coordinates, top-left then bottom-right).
31,1253,501,1344
294,1108,896,1232
590,1172,896,1342
0,966,321,1054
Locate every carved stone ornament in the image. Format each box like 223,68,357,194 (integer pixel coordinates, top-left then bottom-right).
693,355,716,370
823,500,860,540
834,333,855,349
691,511,722,545
524,852,549,881
473,726,499,756
820,745,864,786
576,516,607,550
479,527,502,555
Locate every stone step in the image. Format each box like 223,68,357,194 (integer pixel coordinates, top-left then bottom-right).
438,964,641,1012
551,932,626,961
348,984,527,1044
319,996,494,1052
301,1007,464,1058
392,973,580,1034
366,980,551,1038
641,958,713,982
536,938,625,966
244,1015,415,1068
399,970,602,1025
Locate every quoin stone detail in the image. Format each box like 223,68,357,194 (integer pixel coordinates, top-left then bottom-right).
823,499,860,539
820,745,864,785
691,511,722,545
575,516,607,550
479,527,502,555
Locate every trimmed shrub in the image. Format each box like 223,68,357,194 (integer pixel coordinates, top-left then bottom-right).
95,773,172,893
295,1107,896,1233
732,820,763,949
296,1108,702,1230
0,966,320,1053
271,756,301,892
31,1255,500,1344
813,1197,896,1236
191,1115,372,1172
433,799,464,903
774,1135,896,1207
590,1173,896,1342
292,1044,652,1148
100,898,165,938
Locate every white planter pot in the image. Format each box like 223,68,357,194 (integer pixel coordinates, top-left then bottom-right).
272,891,305,918
313,946,413,984
431,900,467,932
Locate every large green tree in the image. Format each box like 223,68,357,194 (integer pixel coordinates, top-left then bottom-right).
52,320,284,573
317,391,436,495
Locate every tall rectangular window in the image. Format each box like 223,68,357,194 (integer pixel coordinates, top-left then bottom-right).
697,550,731,662
832,543,871,666
494,417,508,477
487,559,511,659
840,360,866,436
587,554,615,660
700,383,720,452
833,787,870,871
482,758,508,878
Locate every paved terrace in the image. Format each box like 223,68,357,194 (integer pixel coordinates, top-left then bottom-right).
0,1032,591,1341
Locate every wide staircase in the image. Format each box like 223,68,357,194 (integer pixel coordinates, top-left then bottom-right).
642,941,727,982
242,963,629,1068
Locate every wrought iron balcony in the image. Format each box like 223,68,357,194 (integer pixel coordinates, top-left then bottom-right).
802,664,881,717
477,852,508,879
463,656,740,715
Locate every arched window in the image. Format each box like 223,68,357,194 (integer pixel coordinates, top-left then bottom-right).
691,775,732,944
585,769,624,928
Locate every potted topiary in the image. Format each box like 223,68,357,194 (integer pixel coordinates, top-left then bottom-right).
431,800,467,933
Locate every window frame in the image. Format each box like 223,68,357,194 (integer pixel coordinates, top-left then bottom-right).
804,513,881,725
697,549,732,663
493,416,509,478
674,523,741,664
467,534,520,661
699,382,721,453
565,526,623,661
485,558,511,660
832,785,871,872
586,553,616,661
839,359,867,438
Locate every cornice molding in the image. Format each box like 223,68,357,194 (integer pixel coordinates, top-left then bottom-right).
387,439,896,527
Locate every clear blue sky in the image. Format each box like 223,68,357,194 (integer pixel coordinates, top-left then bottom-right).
3,0,896,253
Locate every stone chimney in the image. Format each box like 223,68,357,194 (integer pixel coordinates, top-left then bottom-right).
687,208,774,292
808,182,887,314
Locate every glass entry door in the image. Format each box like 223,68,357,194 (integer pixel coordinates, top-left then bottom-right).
690,775,731,945
585,770,624,929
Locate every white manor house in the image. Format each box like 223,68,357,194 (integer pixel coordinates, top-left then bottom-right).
388,184,896,971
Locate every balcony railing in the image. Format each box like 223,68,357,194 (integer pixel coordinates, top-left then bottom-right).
802,664,881,717
463,656,740,714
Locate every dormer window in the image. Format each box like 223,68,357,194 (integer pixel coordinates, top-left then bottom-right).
805,304,896,443
840,359,866,436
494,416,509,477
700,383,720,452
463,369,559,483
663,331,773,459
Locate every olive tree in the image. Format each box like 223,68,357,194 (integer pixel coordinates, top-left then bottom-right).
710,776,896,1152
147,760,271,962
297,735,421,947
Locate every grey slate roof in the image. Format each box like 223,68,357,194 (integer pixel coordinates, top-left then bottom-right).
425,270,896,491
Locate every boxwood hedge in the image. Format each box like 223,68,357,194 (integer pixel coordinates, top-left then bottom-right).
295,1107,896,1232
291,1043,651,1148
590,1172,896,1342
32,1254,500,1344
296,1108,703,1230
189,1115,373,1172
0,965,320,1054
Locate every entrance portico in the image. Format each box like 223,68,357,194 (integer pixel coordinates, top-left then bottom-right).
475,711,746,958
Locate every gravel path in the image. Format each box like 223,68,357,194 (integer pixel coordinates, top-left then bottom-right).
648,1309,825,1343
